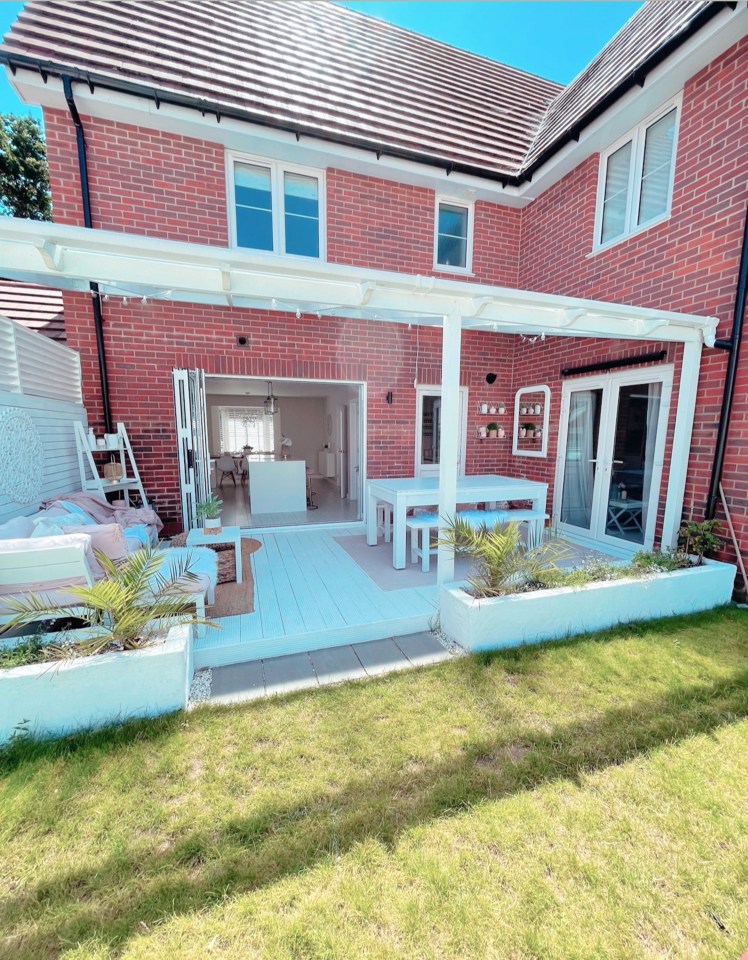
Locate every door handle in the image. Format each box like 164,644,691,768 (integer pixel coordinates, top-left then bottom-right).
588,459,597,463
612,460,624,465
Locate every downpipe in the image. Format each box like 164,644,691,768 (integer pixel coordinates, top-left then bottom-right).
62,75,113,434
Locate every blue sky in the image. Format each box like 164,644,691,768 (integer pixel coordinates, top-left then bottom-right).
0,2,642,122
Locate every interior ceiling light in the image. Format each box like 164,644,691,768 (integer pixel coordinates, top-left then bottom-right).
264,380,279,415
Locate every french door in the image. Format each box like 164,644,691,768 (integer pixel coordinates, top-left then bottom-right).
415,385,468,477
554,367,673,550
173,368,211,530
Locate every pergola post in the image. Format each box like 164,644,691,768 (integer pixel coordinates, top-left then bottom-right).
661,337,703,548
437,311,463,584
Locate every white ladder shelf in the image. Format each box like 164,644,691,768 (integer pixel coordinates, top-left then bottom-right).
74,421,148,506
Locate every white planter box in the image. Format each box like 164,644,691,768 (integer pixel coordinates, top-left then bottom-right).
440,558,737,653
0,625,192,744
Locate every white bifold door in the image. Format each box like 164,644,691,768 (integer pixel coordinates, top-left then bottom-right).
554,367,673,550
173,369,211,530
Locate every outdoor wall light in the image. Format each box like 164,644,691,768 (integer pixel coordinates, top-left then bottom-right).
486,372,497,384
236,335,248,347
386,391,393,404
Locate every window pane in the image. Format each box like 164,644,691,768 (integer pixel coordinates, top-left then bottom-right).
284,172,320,257
436,203,468,268
219,407,275,453
638,108,676,226
600,141,632,244
234,162,273,251
438,204,468,240
437,234,466,268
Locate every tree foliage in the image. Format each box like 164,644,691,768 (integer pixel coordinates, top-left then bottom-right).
0,113,52,220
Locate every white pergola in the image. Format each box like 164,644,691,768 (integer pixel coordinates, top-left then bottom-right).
0,218,718,580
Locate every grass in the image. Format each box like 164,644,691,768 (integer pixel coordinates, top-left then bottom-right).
1,608,747,959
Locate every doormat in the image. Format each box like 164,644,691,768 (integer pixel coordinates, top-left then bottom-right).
208,538,262,618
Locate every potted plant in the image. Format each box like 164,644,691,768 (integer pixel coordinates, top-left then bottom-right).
477,425,488,439
535,427,542,439
498,403,506,415
498,425,506,438
487,421,498,438
524,422,536,438
678,519,723,565
488,404,497,415
519,427,526,438
197,494,223,534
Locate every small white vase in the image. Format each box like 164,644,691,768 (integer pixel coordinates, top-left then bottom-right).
534,403,542,415
480,403,488,414
204,517,222,535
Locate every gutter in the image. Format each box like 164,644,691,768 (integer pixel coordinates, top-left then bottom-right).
705,201,748,520
61,74,113,434
0,1,733,190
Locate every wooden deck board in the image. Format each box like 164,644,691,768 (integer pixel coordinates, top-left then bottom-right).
194,527,436,667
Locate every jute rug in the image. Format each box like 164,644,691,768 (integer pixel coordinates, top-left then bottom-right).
170,535,262,618
208,538,262,618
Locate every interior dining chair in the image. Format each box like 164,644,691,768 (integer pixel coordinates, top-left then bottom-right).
216,454,237,486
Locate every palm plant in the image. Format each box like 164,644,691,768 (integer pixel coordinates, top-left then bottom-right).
2,547,211,658
438,516,561,598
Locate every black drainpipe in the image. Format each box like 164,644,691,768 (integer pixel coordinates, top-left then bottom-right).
705,201,748,520
62,74,113,434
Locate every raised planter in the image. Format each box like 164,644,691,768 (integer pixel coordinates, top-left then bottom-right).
440,558,737,652
0,624,192,744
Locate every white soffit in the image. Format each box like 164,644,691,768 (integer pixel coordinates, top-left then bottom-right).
0,218,718,346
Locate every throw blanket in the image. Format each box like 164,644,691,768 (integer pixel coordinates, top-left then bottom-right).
43,491,164,533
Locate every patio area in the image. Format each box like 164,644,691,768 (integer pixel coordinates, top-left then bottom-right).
195,524,623,670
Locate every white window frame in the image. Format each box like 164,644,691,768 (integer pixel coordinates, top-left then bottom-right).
227,151,327,261
218,405,276,454
592,95,682,254
433,196,474,275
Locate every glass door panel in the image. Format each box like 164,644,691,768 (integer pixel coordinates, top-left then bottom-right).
415,388,467,477
560,388,603,533
605,382,662,545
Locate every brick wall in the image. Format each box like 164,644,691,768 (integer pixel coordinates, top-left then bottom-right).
63,288,515,531
45,33,748,573
516,34,748,569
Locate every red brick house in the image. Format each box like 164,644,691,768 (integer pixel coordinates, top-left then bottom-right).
0,0,746,594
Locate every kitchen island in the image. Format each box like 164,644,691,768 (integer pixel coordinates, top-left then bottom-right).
247,458,307,514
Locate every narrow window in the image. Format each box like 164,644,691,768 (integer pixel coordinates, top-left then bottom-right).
600,141,632,245
436,202,469,269
284,172,320,257
234,162,273,251
637,108,677,227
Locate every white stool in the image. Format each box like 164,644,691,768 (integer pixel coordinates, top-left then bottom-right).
376,502,393,543
405,512,440,572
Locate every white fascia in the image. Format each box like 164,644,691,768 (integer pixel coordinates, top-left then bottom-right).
0,217,718,347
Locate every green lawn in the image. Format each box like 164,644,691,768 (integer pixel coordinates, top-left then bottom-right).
1,608,747,960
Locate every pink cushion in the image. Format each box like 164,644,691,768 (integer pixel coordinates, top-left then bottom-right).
61,523,129,576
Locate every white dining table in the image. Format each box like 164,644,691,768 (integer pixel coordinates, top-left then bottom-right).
366,474,549,569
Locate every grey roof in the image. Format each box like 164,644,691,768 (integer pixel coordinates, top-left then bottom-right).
0,0,726,181
0,279,65,341
523,0,715,173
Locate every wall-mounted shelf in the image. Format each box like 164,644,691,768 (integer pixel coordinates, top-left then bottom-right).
475,401,507,416
513,385,551,459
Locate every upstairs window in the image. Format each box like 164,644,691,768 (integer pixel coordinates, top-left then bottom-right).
434,198,473,272
596,101,679,249
230,155,324,259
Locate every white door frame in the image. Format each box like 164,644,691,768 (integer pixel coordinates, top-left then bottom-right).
173,368,211,531
553,365,673,552
415,384,468,477
203,373,367,519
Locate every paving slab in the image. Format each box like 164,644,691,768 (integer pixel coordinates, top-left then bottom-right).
310,645,368,684
352,637,411,676
211,660,265,703
395,631,451,666
264,651,319,695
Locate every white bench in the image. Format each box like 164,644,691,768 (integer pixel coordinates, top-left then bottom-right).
405,512,440,572
461,508,548,548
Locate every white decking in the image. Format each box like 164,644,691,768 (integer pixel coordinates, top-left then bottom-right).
193,525,438,668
